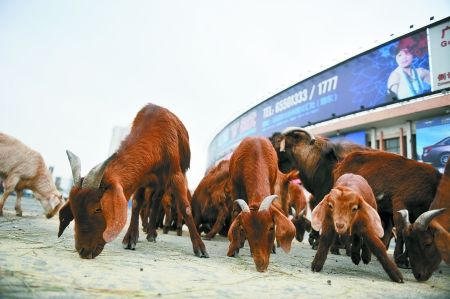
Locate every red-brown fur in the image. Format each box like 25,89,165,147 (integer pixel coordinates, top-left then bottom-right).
275,171,311,242
137,184,184,238
311,173,403,282
401,159,450,281
272,130,372,248
58,103,208,258
334,151,441,268
191,159,232,240
226,137,295,272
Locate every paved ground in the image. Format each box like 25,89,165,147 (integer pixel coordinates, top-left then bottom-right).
0,196,449,299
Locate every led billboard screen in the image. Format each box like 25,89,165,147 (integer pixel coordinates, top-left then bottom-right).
208,17,449,168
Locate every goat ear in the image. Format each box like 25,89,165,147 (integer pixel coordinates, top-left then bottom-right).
58,200,74,237
101,183,128,243
311,196,329,232
429,221,450,264
323,145,338,162
272,208,296,253
360,199,384,238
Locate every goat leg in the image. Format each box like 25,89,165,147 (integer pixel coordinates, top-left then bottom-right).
364,231,404,283
14,190,23,216
311,223,336,272
162,196,172,234
122,189,145,250
361,237,372,264
351,234,362,265
392,212,410,268
172,173,209,258
146,190,162,242
203,206,227,240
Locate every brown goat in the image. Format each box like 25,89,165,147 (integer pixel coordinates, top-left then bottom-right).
399,158,450,281
226,136,295,272
58,103,208,259
274,171,311,242
311,173,403,283
272,127,371,248
334,151,441,268
192,159,232,240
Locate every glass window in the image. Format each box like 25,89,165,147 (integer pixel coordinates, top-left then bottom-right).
384,137,400,154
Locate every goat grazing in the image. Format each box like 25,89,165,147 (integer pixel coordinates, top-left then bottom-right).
226,136,295,272
311,173,403,282
192,159,232,240
0,132,63,218
334,151,441,268
398,158,450,281
272,127,371,248
58,103,208,259
275,171,311,242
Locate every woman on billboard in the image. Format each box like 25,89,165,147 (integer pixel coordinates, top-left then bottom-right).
387,34,431,100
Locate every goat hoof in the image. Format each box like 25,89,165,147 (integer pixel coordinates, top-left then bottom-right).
311,260,323,272
176,228,182,236
351,253,361,265
123,242,136,250
330,248,340,255
146,235,156,242
16,211,23,217
395,260,410,269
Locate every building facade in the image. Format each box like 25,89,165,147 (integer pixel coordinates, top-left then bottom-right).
207,17,450,172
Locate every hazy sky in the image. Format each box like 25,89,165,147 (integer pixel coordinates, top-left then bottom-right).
1,1,449,189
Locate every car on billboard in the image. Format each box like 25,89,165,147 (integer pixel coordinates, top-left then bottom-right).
422,136,450,167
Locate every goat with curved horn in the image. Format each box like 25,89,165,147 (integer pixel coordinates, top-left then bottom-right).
397,209,411,227
235,199,250,213
66,150,82,188
82,153,117,189
281,126,316,145
413,208,446,231
258,195,278,212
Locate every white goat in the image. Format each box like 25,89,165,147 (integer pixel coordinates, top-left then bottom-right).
0,132,63,218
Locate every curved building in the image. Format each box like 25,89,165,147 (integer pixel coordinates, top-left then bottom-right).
208,16,450,172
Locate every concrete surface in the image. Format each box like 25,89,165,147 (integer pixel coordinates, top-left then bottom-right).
0,196,449,299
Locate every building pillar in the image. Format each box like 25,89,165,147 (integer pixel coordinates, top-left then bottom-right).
400,127,405,156
370,128,377,149
379,131,384,151
406,120,413,159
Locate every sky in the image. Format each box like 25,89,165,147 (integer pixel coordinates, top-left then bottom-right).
1,1,449,190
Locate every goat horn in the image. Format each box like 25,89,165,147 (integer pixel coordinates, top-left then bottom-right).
82,152,117,189
397,210,411,227
413,208,446,231
281,127,316,145
259,195,278,212
66,150,81,188
235,199,250,213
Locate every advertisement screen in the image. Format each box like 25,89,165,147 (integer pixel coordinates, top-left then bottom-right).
428,20,450,91
208,18,446,167
416,115,450,172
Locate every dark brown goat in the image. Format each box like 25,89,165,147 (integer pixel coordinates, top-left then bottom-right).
311,173,403,282
272,127,370,248
191,159,232,240
226,136,295,272
398,158,450,281
58,103,208,258
334,151,441,268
